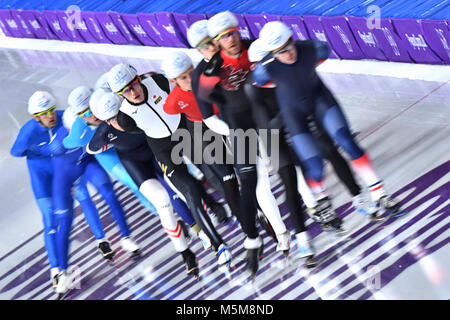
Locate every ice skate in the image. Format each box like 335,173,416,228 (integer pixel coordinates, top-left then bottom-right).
295,232,317,268
276,230,291,257
376,195,405,219
181,248,199,278
197,229,212,250
244,237,263,279
120,236,141,260
307,197,345,233
98,239,115,262
352,194,383,222
51,268,59,290
55,271,72,299
216,243,232,270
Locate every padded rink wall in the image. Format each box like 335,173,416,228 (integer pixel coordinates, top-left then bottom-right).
0,0,449,65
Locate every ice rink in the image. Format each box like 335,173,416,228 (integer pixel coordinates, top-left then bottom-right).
0,39,448,300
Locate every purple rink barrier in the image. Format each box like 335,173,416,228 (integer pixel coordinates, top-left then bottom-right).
68,12,97,43
42,10,72,41
34,10,58,40
14,10,49,39
81,11,111,44
137,12,177,47
243,14,267,39
369,18,412,63
0,9,23,38
391,18,443,64
321,16,365,60
10,9,37,39
172,12,190,44
263,13,281,22
302,15,339,59
187,13,207,24
281,15,310,40
235,13,252,40
421,19,450,64
56,10,86,43
95,12,129,45
347,16,388,61
120,13,157,46
108,12,141,46
155,11,189,47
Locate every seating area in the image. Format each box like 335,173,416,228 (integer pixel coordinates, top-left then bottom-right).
0,0,449,64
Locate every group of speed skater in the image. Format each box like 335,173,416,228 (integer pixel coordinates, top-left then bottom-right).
10,11,402,298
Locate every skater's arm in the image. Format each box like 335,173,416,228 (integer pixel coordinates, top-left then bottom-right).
312,40,330,64
63,117,94,148
116,111,144,134
203,115,230,136
86,124,113,154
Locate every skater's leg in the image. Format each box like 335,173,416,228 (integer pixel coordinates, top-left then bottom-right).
85,160,131,237
74,177,106,240
110,163,156,214
139,178,189,253
256,155,287,236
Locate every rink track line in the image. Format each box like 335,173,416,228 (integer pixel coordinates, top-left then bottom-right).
359,79,449,141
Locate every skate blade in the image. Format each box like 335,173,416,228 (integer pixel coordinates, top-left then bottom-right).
130,250,141,261
305,256,317,268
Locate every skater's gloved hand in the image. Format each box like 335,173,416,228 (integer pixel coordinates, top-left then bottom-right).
28,139,65,156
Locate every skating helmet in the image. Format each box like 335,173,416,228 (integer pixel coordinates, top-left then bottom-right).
28,90,57,115
62,107,77,130
90,92,122,121
67,86,93,114
94,72,112,92
207,11,239,38
89,88,110,114
161,51,193,79
187,20,209,48
248,39,269,62
258,21,293,51
107,63,138,93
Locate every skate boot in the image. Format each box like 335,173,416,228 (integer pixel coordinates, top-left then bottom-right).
244,237,263,279
98,239,116,261
120,236,140,260
276,230,291,257
353,194,382,222
51,268,60,290
376,195,403,218
55,271,71,298
217,243,232,268
295,232,317,268
198,229,212,250
307,197,344,233
181,248,199,278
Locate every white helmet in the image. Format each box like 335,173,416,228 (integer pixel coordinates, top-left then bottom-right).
90,92,122,121
94,72,112,91
67,86,93,114
107,63,138,92
187,20,209,48
62,108,77,130
248,39,270,62
89,88,110,114
161,51,193,79
207,11,239,38
258,21,293,51
28,90,56,115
